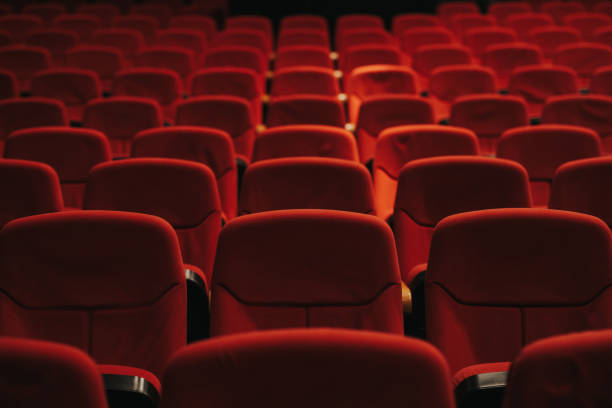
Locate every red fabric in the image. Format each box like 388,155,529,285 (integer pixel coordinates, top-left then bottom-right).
490,2,532,25
24,4,66,24
338,28,393,53
503,330,612,408
66,46,125,88
280,15,328,32
0,97,68,144
53,14,101,42
392,13,439,38
564,12,612,41
31,69,102,123
507,13,555,40
203,45,267,76
550,156,612,227
271,67,339,97
497,125,601,206
239,157,375,215
594,26,612,47
0,14,43,43
161,329,454,408
4,127,111,209
175,95,255,162
136,46,195,80
528,27,581,59
252,124,358,162
590,66,612,95
77,4,120,27
342,44,402,75
483,43,543,88
131,3,172,27
0,159,63,228
0,45,51,91
25,29,78,65
210,210,403,336
131,126,237,219
356,95,434,164
554,42,612,84
399,27,454,55
0,211,187,377
92,28,145,62
168,15,216,41
412,44,472,77
275,45,332,69
464,27,517,58
112,14,160,44
437,2,479,25
267,95,345,127
453,362,511,387
157,29,207,57
0,69,17,100
99,364,161,394
0,31,10,47
451,13,495,40
214,28,269,57
277,29,328,49
226,15,273,49
542,1,586,24
336,14,384,44
0,338,108,408
449,94,528,154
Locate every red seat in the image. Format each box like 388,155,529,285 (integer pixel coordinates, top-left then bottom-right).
168,15,216,41
399,27,455,56
0,210,187,379
483,43,543,89
0,69,17,99
503,330,612,408
275,45,332,69
239,157,374,215
394,157,530,282
489,1,533,25
136,46,196,85
497,125,601,207
31,68,102,123
341,44,402,75
271,67,339,97
426,208,612,382
527,27,582,60
0,14,43,43
157,28,207,59
373,125,479,220
131,126,238,219
210,209,403,336
26,29,78,66
77,3,120,27
277,29,329,50
392,14,440,38
507,12,554,41
508,65,579,117
355,95,435,164
226,15,273,52
23,3,66,25
253,125,358,162
113,68,182,122
336,14,384,48
83,97,163,158
5,127,110,209
0,45,51,92
449,94,528,154
161,329,455,408
0,338,107,408
0,29,10,47
65,45,125,91
92,28,144,65
112,14,159,44
564,12,612,41
267,95,346,128
131,3,173,27
553,42,612,88
175,95,255,163
0,98,68,154
203,46,268,84
280,14,328,34
450,13,496,41
550,156,612,227
412,44,472,89
437,2,480,26
594,26,612,48
590,65,612,95
84,158,221,285
213,28,270,59
541,1,586,24
53,14,101,43
542,94,612,153
464,27,517,60
0,159,63,228
338,28,394,54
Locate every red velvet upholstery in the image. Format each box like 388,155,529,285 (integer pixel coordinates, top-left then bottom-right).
449,94,528,154
542,1,586,24
0,210,187,377
393,14,439,38
589,65,612,96
83,96,163,158
0,338,108,408
25,29,78,66
528,27,581,60
253,125,358,162
275,45,332,69
451,13,495,40
412,44,472,88
399,27,454,56
31,68,102,123
594,26,612,48
346,65,418,123
565,13,612,42
490,2,532,25
78,4,120,27
226,15,273,51
554,42,612,87
507,13,555,40
112,14,160,44
175,95,255,163
267,95,346,128
84,158,221,283
239,157,374,215
0,14,43,43
131,126,236,219
508,65,578,117
426,208,612,376
92,28,145,64
131,3,173,27
113,68,182,122
214,28,269,58
437,2,479,26
542,94,612,153
483,43,543,88
0,159,63,228
271,67,339,97
5,127,111,209
66,46,125,91
394,157,531,281
277,29,329,49
0,69,17,100
23,3,66,25
550,156,612,227
338,28,393,54
355,95,435,164
497,125,601,207
203,45,267,80
336,14,384,44
280,15,328,33
373,124,479,220
342,44,402,75
210,209,403,336
161,329,454,408
503,330,612,408
53,14,101,42
168,15,216,41
158,28,207,59
0,45,51,91
464,27,517,58
136,46,196,82
453,362,512,387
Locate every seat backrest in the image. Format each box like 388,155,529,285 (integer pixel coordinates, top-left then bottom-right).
4,127,111,209
412,44,472,76
210,209,403,336
25,29,79,61
267,95,345,127
346,65,417,100
554,42,612,78
113,68,182,106
92,28,145,58
213,28,269,57
342,44,402,74
65,46,125,81
429,65,496,102
157,28,207,56
281,14,328,33
239,157,374,215
0,69,17,100
253,124,358,162
437,1,479,25
542,1,586,23
53,14,101,42
393,13,440,38
168,15,216,40
271,67,338,97
160,329,454,408
77,3,120,27
503,330,612,408
489,1,533,25
483,42,543,79
426,208,612,375
399,27,454,55
226,15,272,49
131,3,173,27
136,46,195,79
84,158,221,281
0,97,68,142
0,210,186,377
336,14,383,44
507,12,554,40
277,29,328,49
550,156,612,228
131,126,237,219
590,66,612,95
23,3,66,25
31,68,102,108
451,13,496,40
464,26,517,57
0,14,43,43
0,45,51,82
0,338,108,408
528,26,582,58
275,45,332,69
203,45,267,75
0,159,63,228
508,65,578,106
564,12,612,41
339,28,393,53
112,14,160,44
190,67,261,100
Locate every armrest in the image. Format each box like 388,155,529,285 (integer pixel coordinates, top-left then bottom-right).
184,264,210,342
454,362,510,408
99,364,160,408
406,263,427,288
403,264,427,338
401,281,412,314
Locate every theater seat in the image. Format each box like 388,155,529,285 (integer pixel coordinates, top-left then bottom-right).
23,3,66,25
0,159,63,228
412,44,472,89
483,43,543,89
4,127,111,209
270,66,339,97
92,28,145,66
399,27,454,56
0,69,17,100
136,46,196,85
281,14,328,33
275,45,332,69
214,28,270,59
112,14,159,44
226,15,273,52
489,1,532,25
77,3,120,27
160,329,455,408
267,95,346,128
168,15,216,41
26,29,79,66
527,27,581,60
497,125,601,207
53,14,101,43
0,14,43,43
507,12,554,41
66,46,125,92
239,157,374,215
341,44,402,75
0,45,51,92
338,28,394,54
202,46,267,85
553,42,612,88
210,209,403,336
277,29,329,49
